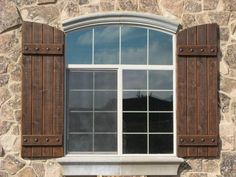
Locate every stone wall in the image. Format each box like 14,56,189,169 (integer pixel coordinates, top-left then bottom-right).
0,0,235,176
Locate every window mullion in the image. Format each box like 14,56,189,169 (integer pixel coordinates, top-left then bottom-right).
118,68,123,155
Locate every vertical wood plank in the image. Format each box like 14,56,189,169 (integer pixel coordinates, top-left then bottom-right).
22,22,33,157
186,27,198,157
196,25,208,157
32,23,43,157
177,29,187,157
42,24,54,157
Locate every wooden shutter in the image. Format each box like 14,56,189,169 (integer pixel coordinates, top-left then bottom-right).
177,24,219,157
22,22,64,158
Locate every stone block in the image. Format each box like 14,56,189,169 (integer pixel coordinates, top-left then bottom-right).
208,12,230,26
221,152,236,176
17,167,37,177
139,0,161,14
31,162,45,177
1,155,25,175
184,0,202,13
38,0,56,5
220,77,236,94
160,0,184,18
0,74,9,87
224,44,236,69
100,0,115,11
0,121,13,136
223,0,236,11
220,27,230,41
118,0,138,11
0,87,11,106
203,0,219,10
202,160,219,173
220,93,230,113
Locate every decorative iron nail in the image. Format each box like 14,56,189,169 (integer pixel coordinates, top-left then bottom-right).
211,49,215,52
57,47,60,51
201,48,204,52
23,138,27,142
46,138,49,142
56,138,60,142
190,48,194,52
24,46,28,50
35,47,39,51
179,48,183,52
180,138,184,142
201,138,205,142
191,138,194,142
46,47,50,51
34,138,38,142
211,138,215,142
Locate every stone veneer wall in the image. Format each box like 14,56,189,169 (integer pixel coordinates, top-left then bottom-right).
0,0,235,176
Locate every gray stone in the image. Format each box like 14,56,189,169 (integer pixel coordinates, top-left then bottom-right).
203,0,219,10
0,74,9,87
0,0,21,34
184,0,202,12
0,103,14,121
0,144,4,157
0,171,8,177
223,0,236,11
61,0,80,19
0,57,8,74
9,0,37,6
38,0,56,5
1,155,25,175
221,152,236,176
220,27,229,41
31,162,45,177
100,0,115,11
14,110,21,122
0,87,11,106
17,167,37,177
9,65,21,82
188,173,207,177
118,0,138,11
139,0,161,14
79,0,89,5
220,93,230,113
0,31,18,54
0,121,13,136
6,97,21,110
161,0,184,18
220,77,236,94
9,83,21,95
224,44,236,69
208,12,230,26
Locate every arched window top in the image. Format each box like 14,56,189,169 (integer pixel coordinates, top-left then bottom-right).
62,12,180,34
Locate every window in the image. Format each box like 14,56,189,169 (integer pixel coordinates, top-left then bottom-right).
65,25,175,155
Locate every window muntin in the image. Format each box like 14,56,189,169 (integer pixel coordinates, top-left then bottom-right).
66,25,175,155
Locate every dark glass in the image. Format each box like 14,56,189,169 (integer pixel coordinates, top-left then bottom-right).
69,71,93,90
123,134,147,153
94,112,117,132
149,91,173,111
95,91,117,111
149,134,173,153
149,30,173,65
149,113,173,132
149,70,173,90
123,113,147,132
69,91,93,110
95,71,117,90
94,134,117,151
123,70,147,90
66,28,92,64
94,26,119,64
121,26,147,64
68,134,92,152
123,91,147,111
69,112,93,132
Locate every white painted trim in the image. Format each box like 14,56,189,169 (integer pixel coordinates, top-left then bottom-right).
62,12,180,33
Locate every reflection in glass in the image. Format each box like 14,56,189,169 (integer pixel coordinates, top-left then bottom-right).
94,26,119,64
66,28,92,64
123,70,147,90
121,26,147,64
123,91,147,111
149,113,173,132
94,134,117,151
69,71,93,90
95,71,117,90
94,112,117,132
69,91,93,110
95,91,117,111
149,30,173,65
123,134,147,153
149,70,173,90
68,134,92,152
149,91,173,111
69,112,93,132
149,134,173,153
123,113,147,132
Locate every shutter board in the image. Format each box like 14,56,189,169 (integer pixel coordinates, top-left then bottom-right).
177,24,219,158
22,22,64,158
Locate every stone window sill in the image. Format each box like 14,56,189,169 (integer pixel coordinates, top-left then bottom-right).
57,155,184,176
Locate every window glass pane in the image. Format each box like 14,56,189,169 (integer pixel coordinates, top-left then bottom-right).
123,134,147,154
121,26,147,64
95,71,117,90
66,28,92,64
94,112,117,132
149,70,173,90
149,113,173,132
69,91,93,110
94,134,117,151
95,91,117,111
68,134,92,152
94,26,119,64
149,30,173,65
69,71,93,90
69,112,93,132
123,113,147,132
123,70,147,90
149,134,173,154
149,91,173,111
123,91,147,111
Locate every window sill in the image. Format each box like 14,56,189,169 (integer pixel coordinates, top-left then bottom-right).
57,155,184,176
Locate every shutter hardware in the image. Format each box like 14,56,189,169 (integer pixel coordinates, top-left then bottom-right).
178,135,218,146
23,43,64,55
22,135,63,146
177,45,217,57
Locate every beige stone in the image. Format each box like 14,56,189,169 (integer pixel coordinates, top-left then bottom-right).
220,27,230,41
0,74,9,87
79,0,89,5
203,0,219,10
6,97,21,110
202,160,219,173
0,136,17,153
223,0,236,11
17,167,37,177
1,155,25,175
9,0,37,7
100,0,115,11
184,0,202,12
220,76,236,94
188,173,207,177
224,44,236,69
0,121,13,136
0,87,11,106
221,136,234,150
182,14,197,28
0,171,8,177
186,159,202,172
220,60,229,75
160,0,184,18
9,65,21,82
31,162,45,177
0,31,18,54
61,0,80,19
0,57,8,74
220,122,234,136
45,161,63,177
139,0,161,14
221,152,236,176
0,103,14,121
220,93,230,113
14,110,21,122
195,13,210,24
79,4,100,15
118,0,138,11
38,0,56,5
208,12,230,26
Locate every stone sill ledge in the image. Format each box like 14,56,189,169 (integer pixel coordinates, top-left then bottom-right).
57,155,184,176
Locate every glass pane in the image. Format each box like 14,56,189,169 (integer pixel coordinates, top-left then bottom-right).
69,91,93,110
149,30,173,65
66,28,92,64
69,71,93,90
69,112,93,132
68,134,92,152
121,26,147,64
149,113,173,132
149,70,173,90
94,134,117,151
95,71,117,90
123,70,147,90
123,113,147,132
94,26,119,64
149,134,173,153
95,91,117,111
149,91,173,111
123,134,147,154
123,91,147,111
94,112,117,132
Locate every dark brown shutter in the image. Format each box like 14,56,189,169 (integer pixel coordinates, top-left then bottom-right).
177,23,219,157
22,22,64,158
